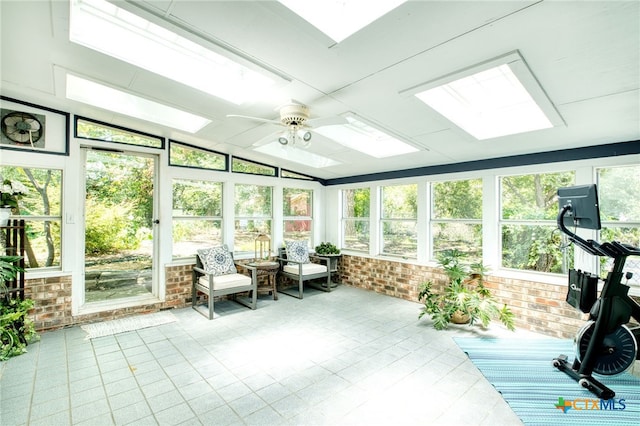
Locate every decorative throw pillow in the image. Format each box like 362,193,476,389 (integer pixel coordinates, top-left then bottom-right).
197,245,237,276
286,240,310,263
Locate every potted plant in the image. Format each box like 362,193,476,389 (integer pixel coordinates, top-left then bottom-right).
314,242,340,256
418,249,515,331
0,255,37,361
314,242,341,273
1,178,28,226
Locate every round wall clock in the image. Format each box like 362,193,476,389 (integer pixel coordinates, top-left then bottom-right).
1,111,43,144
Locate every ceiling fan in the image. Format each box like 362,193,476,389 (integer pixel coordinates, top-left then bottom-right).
227,100,347,148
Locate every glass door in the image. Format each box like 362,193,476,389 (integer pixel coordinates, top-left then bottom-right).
82,148,158,303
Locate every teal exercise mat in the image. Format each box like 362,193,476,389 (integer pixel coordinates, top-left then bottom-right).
454,337,640,426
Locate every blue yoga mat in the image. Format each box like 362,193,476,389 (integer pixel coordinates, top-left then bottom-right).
454,337,640,426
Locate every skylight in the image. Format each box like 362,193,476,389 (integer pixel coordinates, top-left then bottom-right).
315,114,418,158
66,74,211,133
278,0,407,43
409,52,562,140
254,142,341,168
69,0,279,105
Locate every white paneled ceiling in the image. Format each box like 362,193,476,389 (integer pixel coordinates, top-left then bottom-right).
1,0,638,180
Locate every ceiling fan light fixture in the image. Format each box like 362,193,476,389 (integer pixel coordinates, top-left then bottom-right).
278,135,289,145
301,130,312,142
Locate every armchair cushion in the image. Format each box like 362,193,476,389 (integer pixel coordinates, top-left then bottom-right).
197,245,237,276
283,262,327,276
197,273,252,291
285,240,310,263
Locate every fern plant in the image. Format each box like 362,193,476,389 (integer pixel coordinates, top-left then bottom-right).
0,255,38,361
418,249,515,331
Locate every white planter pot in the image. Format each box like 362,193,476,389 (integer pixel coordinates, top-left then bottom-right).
0,207,12,226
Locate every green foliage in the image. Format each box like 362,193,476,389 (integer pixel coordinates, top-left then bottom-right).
1,179,28,208
315,242,340,255
84,199,139,254
84,151,154,255
432,179,482,219
1,297,38,361
0,166,62,268
382,184,417,219
502,224,567,273
232,158,276,176
418,249,515,331
343,188,370,218
0,255,37,361
170,143,225,170
343,189,371,250
501,172,574,221
77,119,161,147
0,256,23,284
598,166,640,221
235,184,272,216
173,179,222,216
500,172,575,273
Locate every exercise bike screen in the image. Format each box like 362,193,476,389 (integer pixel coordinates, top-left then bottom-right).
557,184,602,230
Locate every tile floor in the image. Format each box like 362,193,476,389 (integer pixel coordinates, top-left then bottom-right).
1,285,532,425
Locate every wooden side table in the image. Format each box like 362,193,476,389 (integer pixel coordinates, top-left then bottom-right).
247,261,279,300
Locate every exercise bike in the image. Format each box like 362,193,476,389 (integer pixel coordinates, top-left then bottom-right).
552,184,640,400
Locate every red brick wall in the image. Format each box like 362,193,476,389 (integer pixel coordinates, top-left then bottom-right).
27,264,194,331
27,262,278,331
26,275,73,330
340,254,587,339
25,257,609,339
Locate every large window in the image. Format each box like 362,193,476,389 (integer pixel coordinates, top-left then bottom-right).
381,184,417,258
172,179,222,260
342,188,370,252
597,165,640,287
431,179,483,263
283,188,312,243
234,184,272,253
500,172,574,273
0,166,62,270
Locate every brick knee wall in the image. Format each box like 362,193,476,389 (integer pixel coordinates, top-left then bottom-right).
26,257,635,339
27,264,194,331
339,254,588,339
27,263,278,331
26,275,73,330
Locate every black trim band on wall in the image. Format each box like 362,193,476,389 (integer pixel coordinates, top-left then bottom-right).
323,140,640,186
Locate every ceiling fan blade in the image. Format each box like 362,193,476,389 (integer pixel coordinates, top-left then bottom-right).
251,132,280,147
306,115,349,128
226,114,282,126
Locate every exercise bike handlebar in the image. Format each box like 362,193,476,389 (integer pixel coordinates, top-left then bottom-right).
557,205,640,258
557,205,609,256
